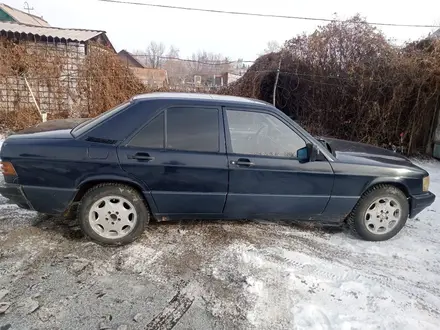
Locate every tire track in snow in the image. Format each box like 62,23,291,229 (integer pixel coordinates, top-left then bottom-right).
303,240,440,315
145,288,194,330
261,232,440,317
246,247,361,283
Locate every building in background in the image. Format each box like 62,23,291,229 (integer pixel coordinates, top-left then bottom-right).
0,21,114,52
0,3,49,26
118,49,145,68
118,50,168,88
223,72,242,85
0,3,115,118
193,72,242,88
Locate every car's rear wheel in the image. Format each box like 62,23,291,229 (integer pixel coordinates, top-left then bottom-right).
78,183,149,246
348,185,409,241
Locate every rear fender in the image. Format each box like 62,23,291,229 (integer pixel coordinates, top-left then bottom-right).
74,175,159,215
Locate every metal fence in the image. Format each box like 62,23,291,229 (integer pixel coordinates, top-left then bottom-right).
0,41,87,118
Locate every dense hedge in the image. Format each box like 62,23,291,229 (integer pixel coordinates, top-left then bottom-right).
222,16,440,154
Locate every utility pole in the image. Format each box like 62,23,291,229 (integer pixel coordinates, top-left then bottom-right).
23,2,34,14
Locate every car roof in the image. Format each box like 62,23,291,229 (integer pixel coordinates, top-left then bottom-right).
131,92,271,107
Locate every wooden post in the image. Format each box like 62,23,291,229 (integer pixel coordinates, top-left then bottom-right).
24,75,45,122
273,53,282,106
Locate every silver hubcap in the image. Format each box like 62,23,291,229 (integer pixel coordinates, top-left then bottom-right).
88,196,138,239
364,197,402,235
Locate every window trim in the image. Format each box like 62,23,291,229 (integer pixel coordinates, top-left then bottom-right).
223,107,309,160
125,105,224,154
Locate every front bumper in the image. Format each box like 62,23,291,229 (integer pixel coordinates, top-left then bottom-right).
410,192,436,218
0,183,34,210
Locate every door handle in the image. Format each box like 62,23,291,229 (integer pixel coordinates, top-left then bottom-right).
128,153,155,161
231,158,255,167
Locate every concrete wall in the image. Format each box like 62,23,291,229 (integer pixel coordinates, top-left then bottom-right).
130,67,168,88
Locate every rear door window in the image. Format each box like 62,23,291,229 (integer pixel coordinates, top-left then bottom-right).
127,107,219,152
166,107,219,152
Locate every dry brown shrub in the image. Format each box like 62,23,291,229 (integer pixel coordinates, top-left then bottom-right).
0,40,159,130
0,39,65,78
0,106,41,132
76,44,152,117
224,16,440,154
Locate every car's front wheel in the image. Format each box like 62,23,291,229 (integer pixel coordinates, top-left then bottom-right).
78,183,150,246
348,185,409,241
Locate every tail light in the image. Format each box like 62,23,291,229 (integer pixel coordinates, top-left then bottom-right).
0,162,17,176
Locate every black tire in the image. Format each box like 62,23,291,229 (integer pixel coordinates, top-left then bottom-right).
78,183,150,246
348,185,409,241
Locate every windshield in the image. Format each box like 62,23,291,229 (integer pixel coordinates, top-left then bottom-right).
71,101,131,137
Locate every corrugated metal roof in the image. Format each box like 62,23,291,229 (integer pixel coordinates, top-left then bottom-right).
0,3,50,27
0,21,105,42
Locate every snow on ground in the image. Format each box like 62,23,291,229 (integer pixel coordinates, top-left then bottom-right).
1,137,440,329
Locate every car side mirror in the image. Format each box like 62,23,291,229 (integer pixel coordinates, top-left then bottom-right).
309,143,318,162
297,143,316,163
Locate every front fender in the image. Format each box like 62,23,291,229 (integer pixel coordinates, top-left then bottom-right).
361,177,411,197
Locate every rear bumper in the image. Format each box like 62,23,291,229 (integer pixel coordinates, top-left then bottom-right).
410,192,436,218
0,183,77,214
0,183,34,210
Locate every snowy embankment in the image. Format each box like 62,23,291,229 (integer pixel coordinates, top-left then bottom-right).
0,136,440,329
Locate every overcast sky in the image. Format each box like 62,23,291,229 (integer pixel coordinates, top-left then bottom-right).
6,0,440,61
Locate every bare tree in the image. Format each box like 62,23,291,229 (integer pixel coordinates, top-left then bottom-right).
181,51,232,87
187,51,232,76
234,58,250,75
163,46,188,86
145,41,166,68
134,43,235,86
167,45,180,58
429,20,440,39
131,49,147,66
259,40,281,56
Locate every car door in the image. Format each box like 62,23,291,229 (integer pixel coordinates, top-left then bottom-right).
118,106,228,216
223,108,334,219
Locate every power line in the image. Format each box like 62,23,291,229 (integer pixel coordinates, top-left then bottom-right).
97,0,440,28
2,70,387,85
131,54,255,66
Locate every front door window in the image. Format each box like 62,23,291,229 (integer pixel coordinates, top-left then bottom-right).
226,110,306,158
